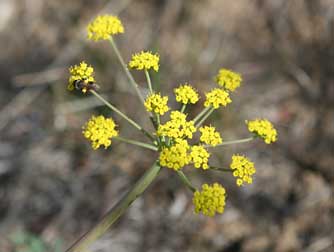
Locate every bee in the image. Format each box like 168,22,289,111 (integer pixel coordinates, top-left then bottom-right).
73,79,100,93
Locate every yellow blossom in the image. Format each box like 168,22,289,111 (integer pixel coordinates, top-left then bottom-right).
82,115,118,150
174,84,199,104
246,119,277,144
230,154,256,186
204,88,232,109
144,93,169,115
190,145,210,170
159,139,191,170
87,15,124,41
199,126,222,146
157,111,196,139
68,61,95,93
128,51,159,71
215,68,242,92
193,183,226,217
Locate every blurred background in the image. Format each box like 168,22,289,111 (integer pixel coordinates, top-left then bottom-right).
0,0,333,251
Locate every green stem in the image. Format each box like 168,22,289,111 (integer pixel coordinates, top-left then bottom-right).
193,106,211,124
210,166,232,172
114,136,158,151
204,137,255,148
144,70,153,94
108,37,145,105
66,162,161,252
180,104,186,113
195,107,214,128
90,90,155,141
176,170,196,192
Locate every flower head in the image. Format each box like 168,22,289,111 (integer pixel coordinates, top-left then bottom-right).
190,145,210,170
82,115,118,150
174,84,199,104
68,61,95,93
129,51,159,71
204,88,232,109
246,119,277,144
144,93,169,115
193,183,226,217
157,111,196,139
87,15,124,41
215,68,242,92
159,139,191,170
199,126,222,146
230,154,256,186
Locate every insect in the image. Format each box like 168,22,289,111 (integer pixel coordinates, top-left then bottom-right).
73,79,100,93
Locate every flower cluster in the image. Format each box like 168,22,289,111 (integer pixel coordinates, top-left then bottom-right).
157,111,196,139
144,93,169,115
159,139,191,170
199,126,222,146
190,145,210,169
246,119,278,144
174,84,199,104
230,155,256,186
87,15,124,41
68,61,95,93
215,68,242,92
82,115,118,150
193,183,226,217
129,51,160,71
204,88,232,109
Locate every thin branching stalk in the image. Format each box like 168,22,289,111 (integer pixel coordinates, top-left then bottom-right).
193,106,211,124
176,170,196,192
108,37,145,104
145,70,153,94
180,104,186,113
195,107,214,128
209,166,232,172
66,162,161,252
204,137,255,148
114,136,158,151
90,90,155,141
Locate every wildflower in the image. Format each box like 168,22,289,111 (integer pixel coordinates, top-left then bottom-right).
193,183,226,217
87,15,124,41
204,88,232,109
246,119,277,144
82,115,118,150
68,61,96,93
159,139,191,170
174,84,199,104
190,145,210,169
157,111,196,139
215,68,242,92
199,126,222,146
144,93,169,115
230,154,256,186
128,51,159,71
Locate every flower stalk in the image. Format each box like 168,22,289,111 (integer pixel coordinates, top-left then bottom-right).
204,136,255,148
114,136,158,151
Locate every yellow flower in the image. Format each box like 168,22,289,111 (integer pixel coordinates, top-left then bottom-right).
230,154,256,186
190,145,210,170
68,61,95,93
246,119,277,144
174,84,199,104
199,126,222,146
204,88,232,109
144,93,169,115
87,15,124,41
159,139,191,170
193,183,226,217
82,115,118,150
215,68,242,92
128,51,160,71
157,111,196,139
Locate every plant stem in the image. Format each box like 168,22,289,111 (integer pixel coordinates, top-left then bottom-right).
210,166,232,172
180,104,186,113
176,170,196,192
204,137,255,148
195,107,214,128
114,136,158,151
90,90,155,141
108,37,145,105
193,106,211,124
144,70,153,94
66,162,161,252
